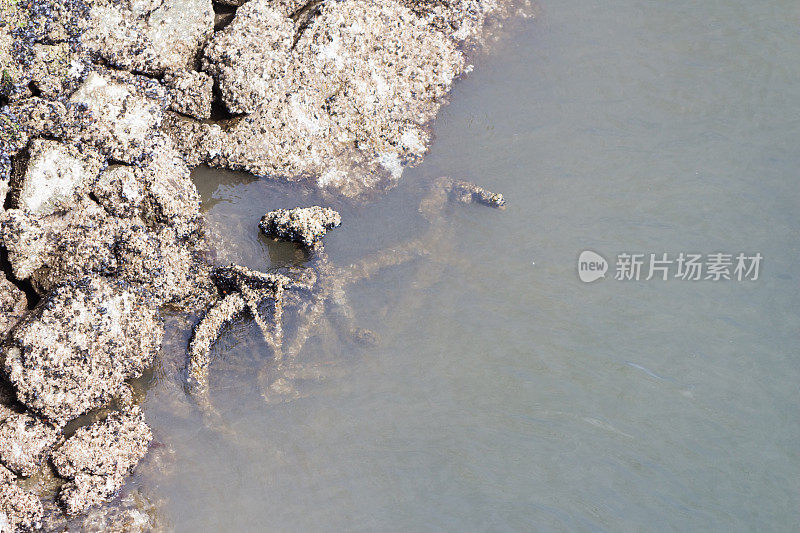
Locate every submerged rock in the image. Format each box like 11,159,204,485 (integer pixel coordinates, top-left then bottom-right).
2,276,163,426
260,206,342,248
449,179,506,208
52,411,152,516
0,465,43,532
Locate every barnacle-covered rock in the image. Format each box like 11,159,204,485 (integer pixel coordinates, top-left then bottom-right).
68,68,168,163
191,0,465,198
52,411,152,516
260,206,341,248
2,276,163,426
114,225,214,309
0,412,60,477
0,200,120,294
399,0,529,44
203,1,295,115
163,69,214,120
0,465,43,531
28,42,88,100
83,0,213,76
12,139,104,217
92,142,201,238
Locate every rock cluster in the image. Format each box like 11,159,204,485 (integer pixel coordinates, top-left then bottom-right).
167,0,530,198
0,0,525,525
0,0,215,521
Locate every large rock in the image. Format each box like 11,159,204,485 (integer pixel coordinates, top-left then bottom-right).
202,1,295,115
2,277,163,426
0,200,120,294
27,42,89,100
83,0,214,75
52,411,152,516
114,224,213,308
68,69,168,164
13,139,104,217
0,465,43,532
0,412,60,477
193,0,465,198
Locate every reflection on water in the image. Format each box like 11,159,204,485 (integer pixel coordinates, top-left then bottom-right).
135,0,799,530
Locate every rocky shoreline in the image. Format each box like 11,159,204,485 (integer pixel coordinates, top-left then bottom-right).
0,0,527,529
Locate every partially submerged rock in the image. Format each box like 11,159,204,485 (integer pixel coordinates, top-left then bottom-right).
1,134,210,304
400,0,528,44
2,276,163,426
113,224,214,308
260,206,341,248
0,465,44,532
52,411,152,516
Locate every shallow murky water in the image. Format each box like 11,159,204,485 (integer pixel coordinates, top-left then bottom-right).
136,1,799,530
